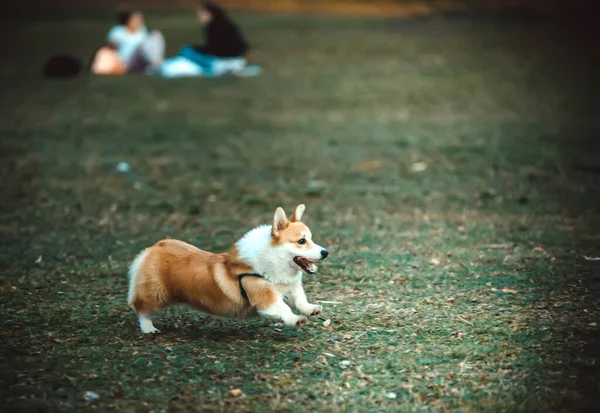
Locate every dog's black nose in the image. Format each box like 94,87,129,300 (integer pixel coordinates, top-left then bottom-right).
321,249,329,259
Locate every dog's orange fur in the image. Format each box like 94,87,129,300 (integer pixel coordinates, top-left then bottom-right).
129,240,283,320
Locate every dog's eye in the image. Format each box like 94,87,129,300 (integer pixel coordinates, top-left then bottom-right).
297,239,306,245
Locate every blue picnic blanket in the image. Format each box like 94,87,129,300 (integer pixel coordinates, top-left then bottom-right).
158,46,262,78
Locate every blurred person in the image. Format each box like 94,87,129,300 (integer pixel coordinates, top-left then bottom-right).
90,43,126,76
161,1,261,77
189,1,249,60
92,9,165,75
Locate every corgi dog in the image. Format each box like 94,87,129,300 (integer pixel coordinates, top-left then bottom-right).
127,204,329,333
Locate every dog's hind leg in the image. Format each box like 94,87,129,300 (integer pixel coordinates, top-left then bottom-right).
128,249,161,334
138,314,159,334
131,293,161,334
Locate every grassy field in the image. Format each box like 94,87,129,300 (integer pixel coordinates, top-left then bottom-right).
1,10,599,413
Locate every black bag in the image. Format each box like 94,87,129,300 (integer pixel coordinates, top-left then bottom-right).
42,54,83,78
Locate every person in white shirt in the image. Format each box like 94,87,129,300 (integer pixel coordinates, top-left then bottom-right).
105,10,165,73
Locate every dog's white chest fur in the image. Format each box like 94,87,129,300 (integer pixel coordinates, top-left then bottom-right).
236,225,303,286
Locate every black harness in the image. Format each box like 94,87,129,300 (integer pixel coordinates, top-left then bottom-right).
238,273,264,300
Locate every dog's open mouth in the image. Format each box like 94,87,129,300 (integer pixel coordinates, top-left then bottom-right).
294,256,317,275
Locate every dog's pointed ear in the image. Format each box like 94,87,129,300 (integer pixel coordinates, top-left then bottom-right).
290,204,305,222
272,207,289,237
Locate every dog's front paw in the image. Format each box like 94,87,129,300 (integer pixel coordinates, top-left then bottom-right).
284,315,307,327
295,315,308,326
300,304,323,317
310,304,323,316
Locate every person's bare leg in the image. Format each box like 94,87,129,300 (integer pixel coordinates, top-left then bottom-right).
141,31,165,68
126,32,165,73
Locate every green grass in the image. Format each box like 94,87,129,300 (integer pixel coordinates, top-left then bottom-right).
1,11,599,413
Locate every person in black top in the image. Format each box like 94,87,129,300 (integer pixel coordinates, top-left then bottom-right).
194,1,249,58
176,1,255,76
